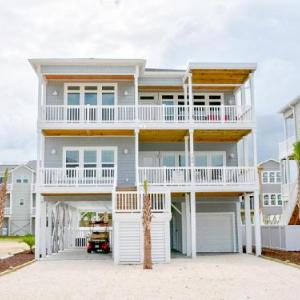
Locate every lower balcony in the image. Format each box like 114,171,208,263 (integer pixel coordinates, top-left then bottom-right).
139,167,257,192
39,167,116,194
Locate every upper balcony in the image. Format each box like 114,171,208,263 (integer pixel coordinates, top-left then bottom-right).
40,104,254,130
279,136,296,159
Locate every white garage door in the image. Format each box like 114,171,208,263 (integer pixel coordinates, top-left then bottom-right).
196,213,236,253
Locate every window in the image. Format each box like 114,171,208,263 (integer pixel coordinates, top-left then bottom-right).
0,177,3,184
270,194,276,205
269,172,275,183
261,171,281,184
263,194,269,206
65,150,80,168
263,193,283,206
16,179,22,183
23,179,28,183
19,199,24,206
101,150,115,168
276,171,281,183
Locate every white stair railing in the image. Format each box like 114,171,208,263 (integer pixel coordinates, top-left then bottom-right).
281,181,298,224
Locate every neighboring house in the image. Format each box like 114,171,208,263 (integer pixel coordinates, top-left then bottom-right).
1,161,36,235
30,58,261,263
278,96,300,224
240,159,282,224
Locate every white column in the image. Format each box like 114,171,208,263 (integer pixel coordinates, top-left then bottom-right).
35,193,41,259
236,201,243,253
40,197,47,258
181,202,187,254
241,84,246,106
249,73,255,113
185,193,191,256
243,136,249,167
244,194,252,254
135,129,139,188
47,202,53,255
190,191,196,258
184,136,189,167
134,66,139,121
189,129,195,183
254,190,262,256
188,74,193,122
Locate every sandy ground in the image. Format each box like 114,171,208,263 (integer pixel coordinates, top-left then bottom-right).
1,254,300,300
0,241,29,258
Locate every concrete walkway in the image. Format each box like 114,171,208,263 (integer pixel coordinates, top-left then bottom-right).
1,254,300,300
0,241,29,259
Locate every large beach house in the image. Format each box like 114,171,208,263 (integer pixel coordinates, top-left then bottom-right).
29,58,261,263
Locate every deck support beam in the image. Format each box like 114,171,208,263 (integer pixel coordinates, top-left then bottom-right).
135,129,139,188
254,190,262,256
185,193,191,256
244,193,252,254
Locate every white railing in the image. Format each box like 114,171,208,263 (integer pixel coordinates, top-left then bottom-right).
42,105,136,123
41,105,253,124
194,167,256,185
282,181,298,224
4,207,11,215
139,167,191,186
31,207,36,216
139,167,256,186
279,135,296,158
40,168,116,186
193,105,252,123
138,105,189,122
114,192,170,213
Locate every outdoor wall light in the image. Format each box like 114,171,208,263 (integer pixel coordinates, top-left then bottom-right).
52,90,58,96
123,148,128,155
51,149,57,155
229,153,235,159
124,90,129,96
228,99,234,105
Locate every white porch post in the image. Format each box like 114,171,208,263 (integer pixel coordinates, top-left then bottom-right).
40,197,47,258
185,193,191,256
134,66,139,122
244,194,252,254
181,201,187,254
188,74,193,122
236,201,243,253
283,117,291,186
184,135,189,167
243,136,249,167
241,84,246,106
254,190,262,256
47,202,53,255
135,129,139,188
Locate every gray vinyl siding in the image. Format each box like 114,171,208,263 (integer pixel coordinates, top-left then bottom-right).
41,65,135,75
139,76,183,86
262,206,283,215
10,167,33,235
46,81,134,106
260,160,281,194
44,137,135,186
139,142,238,167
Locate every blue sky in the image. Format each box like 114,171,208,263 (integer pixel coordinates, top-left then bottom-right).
0,0,299,163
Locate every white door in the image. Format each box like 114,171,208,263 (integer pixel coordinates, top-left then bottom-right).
196,213,236,252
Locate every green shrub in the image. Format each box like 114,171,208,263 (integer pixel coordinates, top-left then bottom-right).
22,234,35,253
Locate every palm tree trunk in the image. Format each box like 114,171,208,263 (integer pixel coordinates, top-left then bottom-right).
143,190,152,269
296,161,300,220
0,169,8,234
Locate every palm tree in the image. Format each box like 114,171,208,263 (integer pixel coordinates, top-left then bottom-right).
143,180,152,269
0,169,9,234
293,142,300,220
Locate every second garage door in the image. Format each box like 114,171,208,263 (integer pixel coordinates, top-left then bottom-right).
196,212,236,253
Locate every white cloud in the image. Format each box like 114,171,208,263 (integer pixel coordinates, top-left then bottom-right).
0,0,299,162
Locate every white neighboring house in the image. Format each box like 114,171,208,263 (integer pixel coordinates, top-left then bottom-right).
29,58,261,263
1,161,36,235
278,96,300,224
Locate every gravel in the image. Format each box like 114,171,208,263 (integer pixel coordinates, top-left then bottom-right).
0,254,300,300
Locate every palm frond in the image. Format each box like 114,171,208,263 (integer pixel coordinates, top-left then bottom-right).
293,141,300,162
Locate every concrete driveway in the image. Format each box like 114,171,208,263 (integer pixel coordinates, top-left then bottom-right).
1,254,300,300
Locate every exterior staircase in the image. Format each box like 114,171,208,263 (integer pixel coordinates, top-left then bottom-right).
281,182,299,224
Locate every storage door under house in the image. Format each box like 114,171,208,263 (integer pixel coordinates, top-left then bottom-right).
114,214,170,264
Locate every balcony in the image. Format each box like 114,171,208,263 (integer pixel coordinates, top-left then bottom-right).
39,167,116,193
40,105,254,130
279,136,296,159
139,167,256,191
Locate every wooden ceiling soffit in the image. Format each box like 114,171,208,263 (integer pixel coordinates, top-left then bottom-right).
139,86,183,92
139,129,188,142
194,129,251,142
42,129,134,137
196,192,243,197
45,75,134,81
